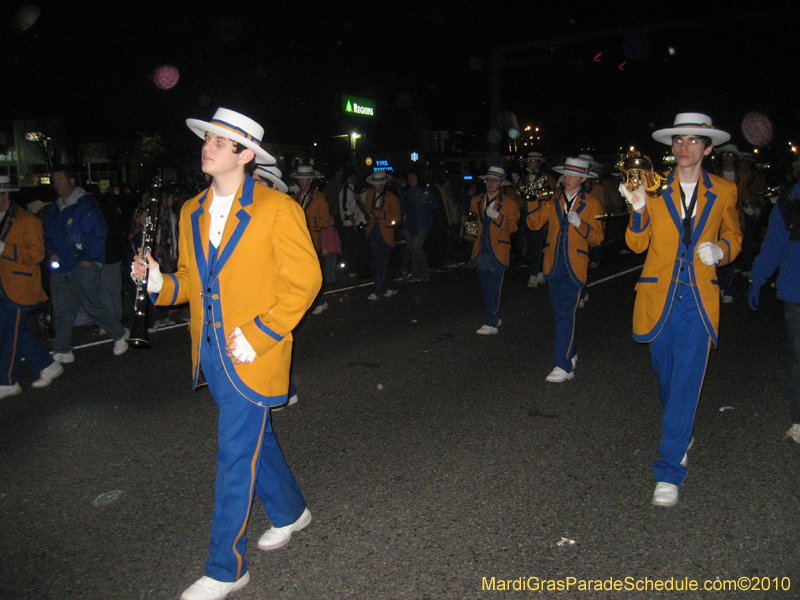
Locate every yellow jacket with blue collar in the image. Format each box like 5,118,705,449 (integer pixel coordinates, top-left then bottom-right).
527,188,604,284
0,203,48,309
625,168,741,346
155,175,322,406
469,191,519,267
365,188,401,247
294,188,330,253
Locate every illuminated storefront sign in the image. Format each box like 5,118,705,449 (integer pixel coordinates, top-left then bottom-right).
374,160,393,172
343,95,375,118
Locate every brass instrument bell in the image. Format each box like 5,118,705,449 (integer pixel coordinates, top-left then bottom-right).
617,149,667,197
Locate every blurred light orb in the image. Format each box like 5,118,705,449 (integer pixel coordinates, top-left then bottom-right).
508,128,520,139
668,46,676,56
741,112,773,147
621,32,651,61
15,5,41,31
153,65,180,90
487,127,502,145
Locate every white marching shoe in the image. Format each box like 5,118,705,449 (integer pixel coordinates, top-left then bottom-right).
476,324,499,335
32,362,64,388
180,572,250,600
545,366,574,383
652,482,679,507
257,508,312,551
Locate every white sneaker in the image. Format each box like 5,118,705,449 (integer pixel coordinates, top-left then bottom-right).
113,328,130,356
0,383,22,399
786,423,800,444
476,324,499,335
257,508,312,551
527,275,538,288
545,366,574,383
180,573,250,600
383,289,398,298
652,482,679,507
53,351,75,364
312,301,329,315
367,293,379,301
32,362,64,388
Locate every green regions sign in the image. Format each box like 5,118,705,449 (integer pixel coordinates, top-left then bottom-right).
343,95,375,118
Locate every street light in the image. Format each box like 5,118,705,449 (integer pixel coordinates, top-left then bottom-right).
350,131,361,166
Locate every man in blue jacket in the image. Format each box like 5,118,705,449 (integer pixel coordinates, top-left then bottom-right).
748,181,800,444
43,166,129,363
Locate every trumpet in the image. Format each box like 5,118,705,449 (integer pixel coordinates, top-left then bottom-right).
462,211,479,239
519,175,554,202
617,149,667,197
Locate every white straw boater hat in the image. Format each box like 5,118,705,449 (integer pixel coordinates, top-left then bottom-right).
0,176,19,193
366,169,392,185
526,152,547,163
478,166,511,186
289,165,321,179
717,143,741,156
577,154,602,171
186,107,275,164
652,112,731,146
254,162,288,193
553,157,598,179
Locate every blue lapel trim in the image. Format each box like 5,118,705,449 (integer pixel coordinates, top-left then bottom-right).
190,198,208,280
662,173,683,238
212,178,254,279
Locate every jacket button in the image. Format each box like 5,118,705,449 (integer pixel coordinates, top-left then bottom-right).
212,294,219,300
215,322,221,328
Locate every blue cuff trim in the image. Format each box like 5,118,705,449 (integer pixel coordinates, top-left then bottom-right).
255,316,283,342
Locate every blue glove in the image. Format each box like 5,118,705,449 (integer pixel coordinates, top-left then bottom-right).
747,283,760,311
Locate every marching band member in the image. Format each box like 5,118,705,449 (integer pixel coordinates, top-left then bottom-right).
470,167,519,334
0,176,62,399
364,169,401,300
527,157,604,380
133,108,321,600
520,152,556,289
622,113,741,507
291,165,330,315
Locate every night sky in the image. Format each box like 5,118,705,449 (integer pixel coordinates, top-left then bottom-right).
2,1,799,161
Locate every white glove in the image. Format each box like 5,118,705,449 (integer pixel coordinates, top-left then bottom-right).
696,241,724,266
230,327,257,364
145,259,163,293
486,206,500,219
567,211,581,227
619,183,646,211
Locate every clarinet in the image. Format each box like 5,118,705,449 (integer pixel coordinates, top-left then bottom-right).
129,177,162,349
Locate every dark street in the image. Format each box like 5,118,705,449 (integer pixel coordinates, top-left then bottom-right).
2,250,798,599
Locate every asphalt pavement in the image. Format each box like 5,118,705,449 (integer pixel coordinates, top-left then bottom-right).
1,245,798,599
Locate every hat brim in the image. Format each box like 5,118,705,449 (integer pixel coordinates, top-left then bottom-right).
478,175,511,186
186,118,275,164
552,166,598,179
253,170,288,193
366,174,392,185
652,127,731,146
290,171,321,180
